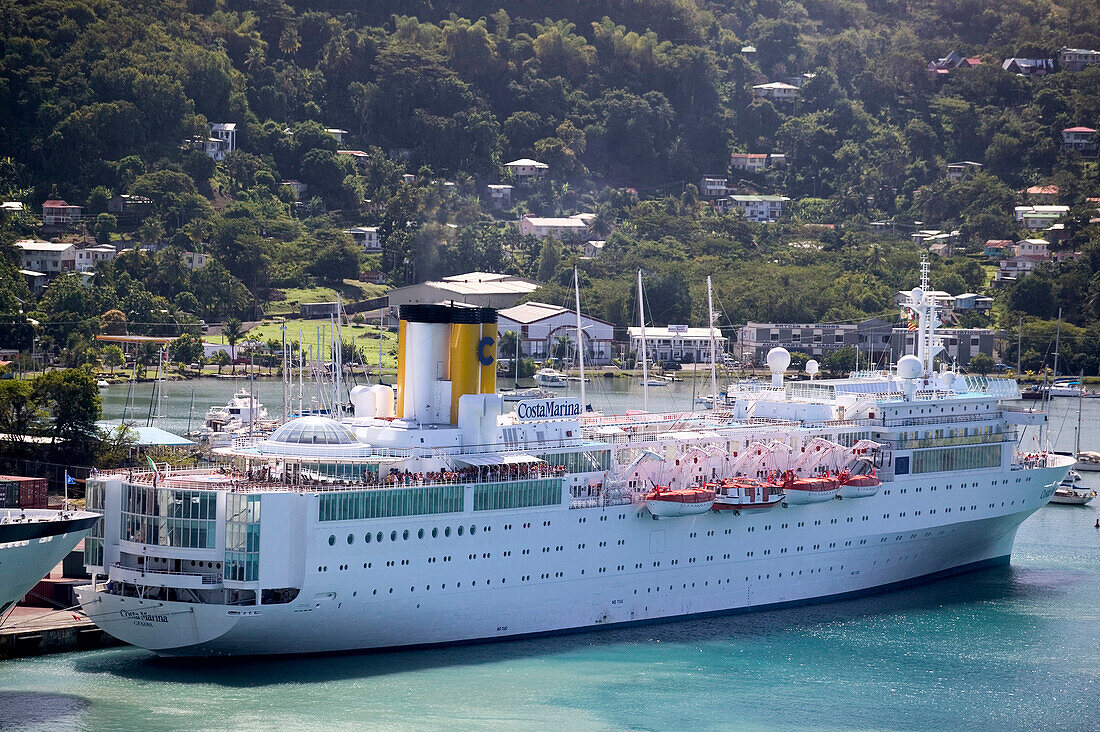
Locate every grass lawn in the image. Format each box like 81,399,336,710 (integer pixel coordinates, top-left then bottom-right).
244,317,398,369
264,280,390,315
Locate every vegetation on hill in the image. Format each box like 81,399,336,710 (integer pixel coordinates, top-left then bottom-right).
0,0,1099,372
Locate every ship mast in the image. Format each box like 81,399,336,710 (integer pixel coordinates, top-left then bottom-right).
574,266,586,412
707,276,718,412
638,269,649,412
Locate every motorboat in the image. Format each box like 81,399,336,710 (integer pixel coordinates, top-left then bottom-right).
1075,451,1100,472
500,387,554,402
1049,480,1096,505
645,485,715,518
534,369,568,388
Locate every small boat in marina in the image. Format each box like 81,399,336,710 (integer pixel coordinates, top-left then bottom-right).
535,368,568,388
1075,451,1100,472
500,387,554,402
1049,476,1096,505
645,485,716,518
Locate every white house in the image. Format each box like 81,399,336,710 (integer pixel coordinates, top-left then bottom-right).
752,82,798,101
730,154,769,172
517,214,590,240
209,123,236,155
947,161,983,182
75,245,116,272
627,326,728,364
1058,47,1100,72
1015,206,1068,230
1014,238,1050,259
497,301,616,365
727,195,790,222
583,240,605,258
183,251,209,270
15,241,76,273
1062,127,1097,152
325,128,349,145
280,180,308,199
504,159,549,178
996,254,1043,282
42,200,82,226
345,226,381,252
700,176,729,198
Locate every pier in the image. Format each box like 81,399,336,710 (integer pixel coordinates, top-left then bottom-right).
0,607,120,658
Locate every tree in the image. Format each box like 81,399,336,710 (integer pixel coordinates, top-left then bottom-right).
537,238,561,281
223,318,243,373
170,333,204,369
553,334,574,362
967,352,994,376
101,345,125,374
213,349,231,374
33,369,101,448
94,213,117,245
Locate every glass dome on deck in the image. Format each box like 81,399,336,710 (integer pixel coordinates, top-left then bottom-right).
268,416,357,445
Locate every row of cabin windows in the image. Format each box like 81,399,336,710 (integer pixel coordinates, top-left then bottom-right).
319,479,563,522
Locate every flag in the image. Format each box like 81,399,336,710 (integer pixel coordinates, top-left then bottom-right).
907,320,917,331
146,455,160,487
64,472,75,486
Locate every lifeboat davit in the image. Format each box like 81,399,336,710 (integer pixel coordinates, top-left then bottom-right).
645,486,715,518
782,473,840,504
838,471,881,498
712,479,784,513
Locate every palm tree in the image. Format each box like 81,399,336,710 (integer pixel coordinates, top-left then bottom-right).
552,334,573,363
223,318,243,373
866,243,886,272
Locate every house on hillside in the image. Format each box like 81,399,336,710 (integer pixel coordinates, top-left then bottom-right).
727,195,790,222
996,254,1043,282
107,194,153,216
730,154,769,172
75,245,116,272
1015,205,1068,230
1062,127,1097,152
504,159,549,178
280,181,308,199
1020,185,1058,203
983,239,1013,258
42,200,82,226
1058,47,1100,72
927,52,981,76
752,82,798,101
486,184,513,209
1002,57,1054,76
947,161,983,182
208,123,236,157
325,128,348,145
15,241,75,274
337,150,370,170
345,226,381,252
517,214,590,241
953,293,994,312
699,176,729,198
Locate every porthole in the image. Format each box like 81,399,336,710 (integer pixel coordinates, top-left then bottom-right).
391,530,397,541
365,533,372,544
328,535,335,546
403,529,410,541
432,527,438,538
418,528,424,539
470,525,477,535
445,526,452,537
377,531,383,543
347,534,354,545
458,525,465,536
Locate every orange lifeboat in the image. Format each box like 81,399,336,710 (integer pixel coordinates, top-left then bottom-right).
645,486,716,519
712,478,784,513
782,472,840,504
838,471,881,498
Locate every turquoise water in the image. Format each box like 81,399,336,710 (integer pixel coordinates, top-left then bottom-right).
1,482,1098,730
5,383,1090,730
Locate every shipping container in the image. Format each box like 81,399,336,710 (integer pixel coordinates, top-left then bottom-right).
0,475,49,509
0,480,19,508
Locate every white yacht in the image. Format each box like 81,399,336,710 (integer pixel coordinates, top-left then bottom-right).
1,508,100,620
534,369,568,388
75,289,1071,657
190,389,272,446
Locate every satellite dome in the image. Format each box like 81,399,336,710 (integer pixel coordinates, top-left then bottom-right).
941,370,956,388
897,355,922,379
805,360,820,376
766,347,791,374
910,287,924,303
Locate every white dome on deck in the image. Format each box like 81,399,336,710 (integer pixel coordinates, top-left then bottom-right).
268,416,357,445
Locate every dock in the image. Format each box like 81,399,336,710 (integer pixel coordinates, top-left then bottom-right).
0,606,120,658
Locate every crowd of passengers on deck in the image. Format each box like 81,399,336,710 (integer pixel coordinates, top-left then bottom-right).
208,461,568,489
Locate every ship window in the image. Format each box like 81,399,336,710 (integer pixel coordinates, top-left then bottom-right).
328,535,335,546
365,533,371,544
458,525,464,536
445,526,451,537
346,534,354,545
403,530,409,540
391,531,397,541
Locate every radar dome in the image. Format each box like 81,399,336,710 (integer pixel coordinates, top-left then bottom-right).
897,355,922,380
941,371,956,388
910,287,924,303
766,347,791,373
805,360,820,376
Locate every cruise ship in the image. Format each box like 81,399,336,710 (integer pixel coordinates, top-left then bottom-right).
1,508,100,619
76,286,1072,656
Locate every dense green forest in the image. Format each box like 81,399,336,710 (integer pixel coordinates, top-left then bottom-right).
2,0,1100,372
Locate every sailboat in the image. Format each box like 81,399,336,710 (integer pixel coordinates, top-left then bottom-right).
1050,370,1096,505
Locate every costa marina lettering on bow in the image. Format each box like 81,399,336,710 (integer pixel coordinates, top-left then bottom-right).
515,398,582,421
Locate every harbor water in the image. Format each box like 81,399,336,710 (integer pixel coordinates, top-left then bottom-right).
0,380,1096,730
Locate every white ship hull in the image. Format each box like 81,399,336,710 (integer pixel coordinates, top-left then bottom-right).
1,510,99,616
77,461,1066,656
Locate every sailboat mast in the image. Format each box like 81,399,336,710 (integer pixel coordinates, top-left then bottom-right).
574,267,586,412
707,276,718,412
638,269,649,413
